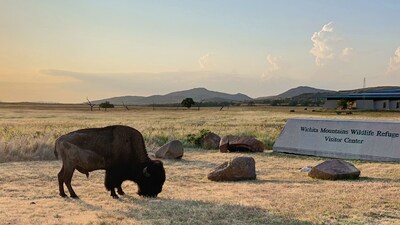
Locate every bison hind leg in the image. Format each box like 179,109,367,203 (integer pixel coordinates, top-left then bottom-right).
63,166,79,199
58,166,67,198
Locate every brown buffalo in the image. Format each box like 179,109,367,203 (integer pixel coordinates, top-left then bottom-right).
55,125,166,199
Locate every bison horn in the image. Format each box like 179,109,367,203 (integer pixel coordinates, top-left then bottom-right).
143,167,150,177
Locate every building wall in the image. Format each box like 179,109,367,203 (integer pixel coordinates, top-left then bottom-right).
374,100,390,110
389,100,400,110
323,100,338,108
355,100,374,110
324,98,400,110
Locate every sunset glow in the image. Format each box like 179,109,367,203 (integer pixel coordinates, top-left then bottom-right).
1,1,399,102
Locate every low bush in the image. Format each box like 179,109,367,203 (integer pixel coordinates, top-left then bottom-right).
185,129,212,147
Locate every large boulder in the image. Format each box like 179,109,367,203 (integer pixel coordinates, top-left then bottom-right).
155,140,184,159
201,132,221,149
207,157,256,181
219,135,264,153
308,159,360,180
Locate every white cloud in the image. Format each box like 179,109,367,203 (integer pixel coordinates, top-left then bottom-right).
341,47,353,56
261,55,281,80
341,47,354,62
310,22,355,66
198,53,214,70
387,47,400,73
310,22,335,66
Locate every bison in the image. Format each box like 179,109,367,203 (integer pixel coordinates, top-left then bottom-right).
54,125,166,199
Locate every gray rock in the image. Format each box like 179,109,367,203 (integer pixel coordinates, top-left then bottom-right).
207,157,256,181
308,159,360,180
219,135,264,153
155,140,184,159
300,166,313,172
201,132,221,149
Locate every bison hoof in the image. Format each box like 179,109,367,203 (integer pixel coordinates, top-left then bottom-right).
117,190,125,195
143,194,156,198
59,193,67,198
70,194,79,199
112,195,119,199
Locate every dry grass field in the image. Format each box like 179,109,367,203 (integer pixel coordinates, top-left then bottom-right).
0,103,400,224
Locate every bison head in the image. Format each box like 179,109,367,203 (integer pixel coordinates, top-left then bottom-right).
137,160,166,197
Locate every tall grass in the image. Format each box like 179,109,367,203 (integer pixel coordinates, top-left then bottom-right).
1,104,400,162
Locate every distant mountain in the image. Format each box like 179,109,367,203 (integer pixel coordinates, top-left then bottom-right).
256,86,335,100
92,88,253,105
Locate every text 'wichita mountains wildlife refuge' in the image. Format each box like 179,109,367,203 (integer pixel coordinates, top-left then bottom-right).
300,127,400,139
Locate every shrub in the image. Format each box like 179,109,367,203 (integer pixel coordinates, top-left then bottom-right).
185,129,212,147
181,98,195,109
99,101,114,111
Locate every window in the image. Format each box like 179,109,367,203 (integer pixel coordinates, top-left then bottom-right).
383,102,387,108
397,102,400,109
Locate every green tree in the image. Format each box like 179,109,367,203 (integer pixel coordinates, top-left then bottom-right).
288,99,298,106
99,101,114,111
181,98,195,109
271,100,279,106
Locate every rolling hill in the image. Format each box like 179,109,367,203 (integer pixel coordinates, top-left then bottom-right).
256,86,334,100
92,88,252,105
92,86,399,106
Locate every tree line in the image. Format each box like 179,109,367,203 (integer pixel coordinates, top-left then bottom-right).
256,98,325,107
86,97,326,111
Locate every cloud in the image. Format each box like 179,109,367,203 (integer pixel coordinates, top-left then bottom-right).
341,47,354,62
198,53,214,70
387,47,400,73
40,69,253,97
261,55,281,80
310,22,335,66
310,22,355,66
341,47,353,56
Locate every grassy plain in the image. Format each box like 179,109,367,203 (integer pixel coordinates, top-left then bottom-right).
0,103,399,224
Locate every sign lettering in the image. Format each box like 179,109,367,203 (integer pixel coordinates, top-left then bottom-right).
273,118,400,161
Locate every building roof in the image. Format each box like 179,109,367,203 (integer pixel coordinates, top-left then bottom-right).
322,89,400,100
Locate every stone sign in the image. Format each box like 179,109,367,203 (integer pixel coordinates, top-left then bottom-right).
273,118,400,161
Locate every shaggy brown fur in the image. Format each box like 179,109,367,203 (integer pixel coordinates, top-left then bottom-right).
55,125,165,199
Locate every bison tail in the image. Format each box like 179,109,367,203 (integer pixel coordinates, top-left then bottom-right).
54,142,58,160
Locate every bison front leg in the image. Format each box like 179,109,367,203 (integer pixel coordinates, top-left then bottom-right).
110,189,119,199
105,169,120,199
117,185,125,195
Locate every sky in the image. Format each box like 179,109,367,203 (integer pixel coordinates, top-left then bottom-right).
1,0,400,103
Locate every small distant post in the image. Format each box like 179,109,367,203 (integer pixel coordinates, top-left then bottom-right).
122,101,129,111
86,97,96,111
363,77,366,89
197,99,205,110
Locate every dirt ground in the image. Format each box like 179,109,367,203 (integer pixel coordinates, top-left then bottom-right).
1,150,400,225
